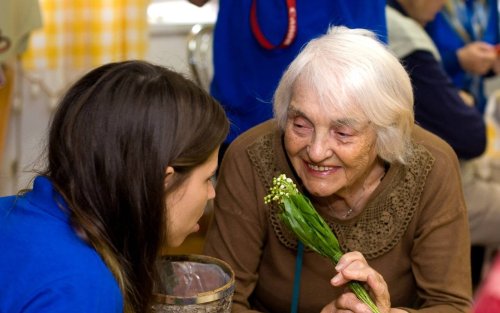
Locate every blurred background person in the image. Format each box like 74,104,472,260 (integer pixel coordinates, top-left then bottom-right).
386,0,500,288
426,0,500,114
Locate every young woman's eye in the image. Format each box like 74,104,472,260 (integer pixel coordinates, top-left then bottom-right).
208,175,216,184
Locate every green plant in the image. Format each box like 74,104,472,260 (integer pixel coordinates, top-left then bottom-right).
264,174,380,313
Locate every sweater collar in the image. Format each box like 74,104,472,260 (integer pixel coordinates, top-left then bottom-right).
25,176,70,222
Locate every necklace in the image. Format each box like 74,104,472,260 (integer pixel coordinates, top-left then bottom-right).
334,163,388,219
344,207,353,218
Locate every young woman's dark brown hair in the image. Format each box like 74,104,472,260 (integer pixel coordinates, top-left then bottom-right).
0,60,229,313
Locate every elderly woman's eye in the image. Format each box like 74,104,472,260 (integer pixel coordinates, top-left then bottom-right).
292,117,312,129
333,126,355,140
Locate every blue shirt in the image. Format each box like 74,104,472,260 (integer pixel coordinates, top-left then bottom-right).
0,176,123,313
211,0,387,144
426,0,500,113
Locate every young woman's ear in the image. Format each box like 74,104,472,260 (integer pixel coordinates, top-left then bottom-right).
164,166,175,187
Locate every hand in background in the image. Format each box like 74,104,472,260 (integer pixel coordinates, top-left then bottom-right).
492,49,500,74
457,41,497,75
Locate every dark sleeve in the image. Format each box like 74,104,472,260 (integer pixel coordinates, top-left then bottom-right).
439,49,463,78
402,50,487,160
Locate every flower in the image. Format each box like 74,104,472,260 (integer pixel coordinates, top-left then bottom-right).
265,174,380,313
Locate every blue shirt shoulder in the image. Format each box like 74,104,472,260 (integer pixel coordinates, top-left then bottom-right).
0,177,123,313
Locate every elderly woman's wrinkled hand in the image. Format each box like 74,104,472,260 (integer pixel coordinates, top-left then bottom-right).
323,251,392,313
320,291,373,313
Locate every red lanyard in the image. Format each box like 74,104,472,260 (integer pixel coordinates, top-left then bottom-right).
250,0,298,50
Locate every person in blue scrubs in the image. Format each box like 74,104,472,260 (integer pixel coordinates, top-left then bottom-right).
189,0,387,157
0,60,229,313
426,0,500,113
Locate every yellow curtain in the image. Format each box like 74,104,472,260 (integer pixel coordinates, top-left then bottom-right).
21,0,149,101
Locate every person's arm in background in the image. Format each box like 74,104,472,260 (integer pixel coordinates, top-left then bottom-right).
492,49,500,75
403,50,487,160
426,10,499,79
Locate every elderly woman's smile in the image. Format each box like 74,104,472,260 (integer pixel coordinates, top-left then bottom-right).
283,79,382,199
306,163,337,172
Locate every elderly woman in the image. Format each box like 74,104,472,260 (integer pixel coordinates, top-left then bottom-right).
204,27,472,312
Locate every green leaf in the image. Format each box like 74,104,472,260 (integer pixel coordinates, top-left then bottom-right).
266,174,381,313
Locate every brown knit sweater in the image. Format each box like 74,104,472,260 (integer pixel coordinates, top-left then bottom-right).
204,119,472,313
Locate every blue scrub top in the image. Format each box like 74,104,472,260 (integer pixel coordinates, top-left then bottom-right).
0,176,123,313
211,0,387,143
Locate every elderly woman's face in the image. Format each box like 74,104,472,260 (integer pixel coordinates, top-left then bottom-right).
284,81,379,198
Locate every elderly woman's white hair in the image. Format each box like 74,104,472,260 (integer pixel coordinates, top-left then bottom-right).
273,26,414,164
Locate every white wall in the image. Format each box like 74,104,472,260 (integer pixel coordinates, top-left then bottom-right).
0,75,52,195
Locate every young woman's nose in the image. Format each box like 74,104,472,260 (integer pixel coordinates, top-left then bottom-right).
208,180,216,200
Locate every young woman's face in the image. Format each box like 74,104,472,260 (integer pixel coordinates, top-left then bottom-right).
283,81,379,199
165,148,219,247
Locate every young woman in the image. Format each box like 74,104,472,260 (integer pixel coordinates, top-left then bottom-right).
0,60,229,313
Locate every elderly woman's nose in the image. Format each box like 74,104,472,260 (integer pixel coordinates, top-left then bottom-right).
307,133,333,161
